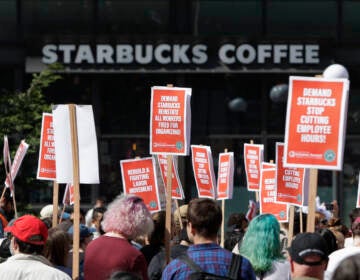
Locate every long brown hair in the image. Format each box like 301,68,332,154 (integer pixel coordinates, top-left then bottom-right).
44,228,70,266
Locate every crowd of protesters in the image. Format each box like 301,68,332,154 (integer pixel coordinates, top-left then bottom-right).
0,192,360,280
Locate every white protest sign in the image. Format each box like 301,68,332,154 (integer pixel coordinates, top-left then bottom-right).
52,105,99,184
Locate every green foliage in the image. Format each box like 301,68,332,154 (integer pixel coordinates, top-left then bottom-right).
0,63,63,202
0,63,63,156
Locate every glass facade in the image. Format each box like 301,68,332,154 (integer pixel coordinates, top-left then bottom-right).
0,0,359,225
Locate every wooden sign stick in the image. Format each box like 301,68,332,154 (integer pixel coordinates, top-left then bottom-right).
165,154,173,265
52,182,59,227
164,84,174,265
306,168,318,232
8,173,18,218
300,206,303,233
288,205,295,247
0,186,6,200
69,104,81,280
174,199,183,230
221,200,225,247
59,204,66,224
220,148,228,248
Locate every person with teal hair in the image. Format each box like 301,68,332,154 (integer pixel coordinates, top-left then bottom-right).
233,214,290,279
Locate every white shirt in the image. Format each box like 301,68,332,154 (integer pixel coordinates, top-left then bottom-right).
324,246,360,280
0,253,71,280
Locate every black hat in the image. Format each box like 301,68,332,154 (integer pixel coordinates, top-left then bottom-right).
288,233,329,266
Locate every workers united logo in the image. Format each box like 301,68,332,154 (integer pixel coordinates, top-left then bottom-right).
149,200,157,209
324,150,336,162
176,141,183,150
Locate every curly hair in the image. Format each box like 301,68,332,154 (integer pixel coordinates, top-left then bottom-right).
239,214,283,274
101,195,154,240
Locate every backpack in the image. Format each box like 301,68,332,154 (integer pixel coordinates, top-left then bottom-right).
178,253,242,280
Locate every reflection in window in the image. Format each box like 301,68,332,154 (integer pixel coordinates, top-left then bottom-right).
97,0,169,34
267,0,337,39
343,1,360,41
193,1,262,37
22,0,93,36
0,0,16,40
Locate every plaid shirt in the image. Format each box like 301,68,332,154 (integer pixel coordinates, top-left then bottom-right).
162,243,256,280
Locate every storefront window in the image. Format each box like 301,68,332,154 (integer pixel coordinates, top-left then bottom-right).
343,1,360,41
267,0,337,39
97,0,169,35
194,0,262,38
22,0,93,37
0,0,16,40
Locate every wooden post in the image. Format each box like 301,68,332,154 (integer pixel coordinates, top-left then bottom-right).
165,154,173,264
69,104,81,280
174,199,183,230
300,207,303,233
52,182,59,227
221,199,225,247
288,205,295,247
220,148,228,248
0,187,6,200
8,175,17,218
306,168,318,232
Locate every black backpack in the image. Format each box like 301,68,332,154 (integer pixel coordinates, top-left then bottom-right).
177,253,242,280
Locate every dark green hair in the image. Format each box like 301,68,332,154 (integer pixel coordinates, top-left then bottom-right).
239,214,284,275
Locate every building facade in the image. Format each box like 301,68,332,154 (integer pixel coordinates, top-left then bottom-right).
1,0,360,222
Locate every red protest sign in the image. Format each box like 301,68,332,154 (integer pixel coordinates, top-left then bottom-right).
150,86,191,155
63,183,75,206
259,164,288,222
157,154,184,200
217,152,234,200
5,140,29,188
284,76,349,170
276,143,309,207
191,145,216,199
37,113,56,180
120,157,161,213
244,143,264,191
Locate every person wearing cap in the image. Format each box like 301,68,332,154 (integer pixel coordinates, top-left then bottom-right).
0,214,71,280
288,232,329,280
324,217,360,280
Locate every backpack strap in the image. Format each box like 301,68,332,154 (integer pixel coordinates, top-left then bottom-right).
177,254,203,272
227,253,242,280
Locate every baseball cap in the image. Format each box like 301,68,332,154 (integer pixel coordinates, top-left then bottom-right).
288,232,329,266
68,224,96,239
4,215,48,245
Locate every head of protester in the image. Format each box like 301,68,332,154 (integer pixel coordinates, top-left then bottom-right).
332,253,360,280
288,232,329,280
147,217,192,280
44,227,72,277
237,213,290,279
140,210,166,264
325,216,360,279
84,194,154,280
224,212,247,251
162,198,256,280
0,214,71,279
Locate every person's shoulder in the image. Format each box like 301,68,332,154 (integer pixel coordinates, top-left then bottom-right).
46,266,72,280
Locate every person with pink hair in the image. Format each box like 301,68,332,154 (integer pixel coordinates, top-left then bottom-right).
84,195,154,280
